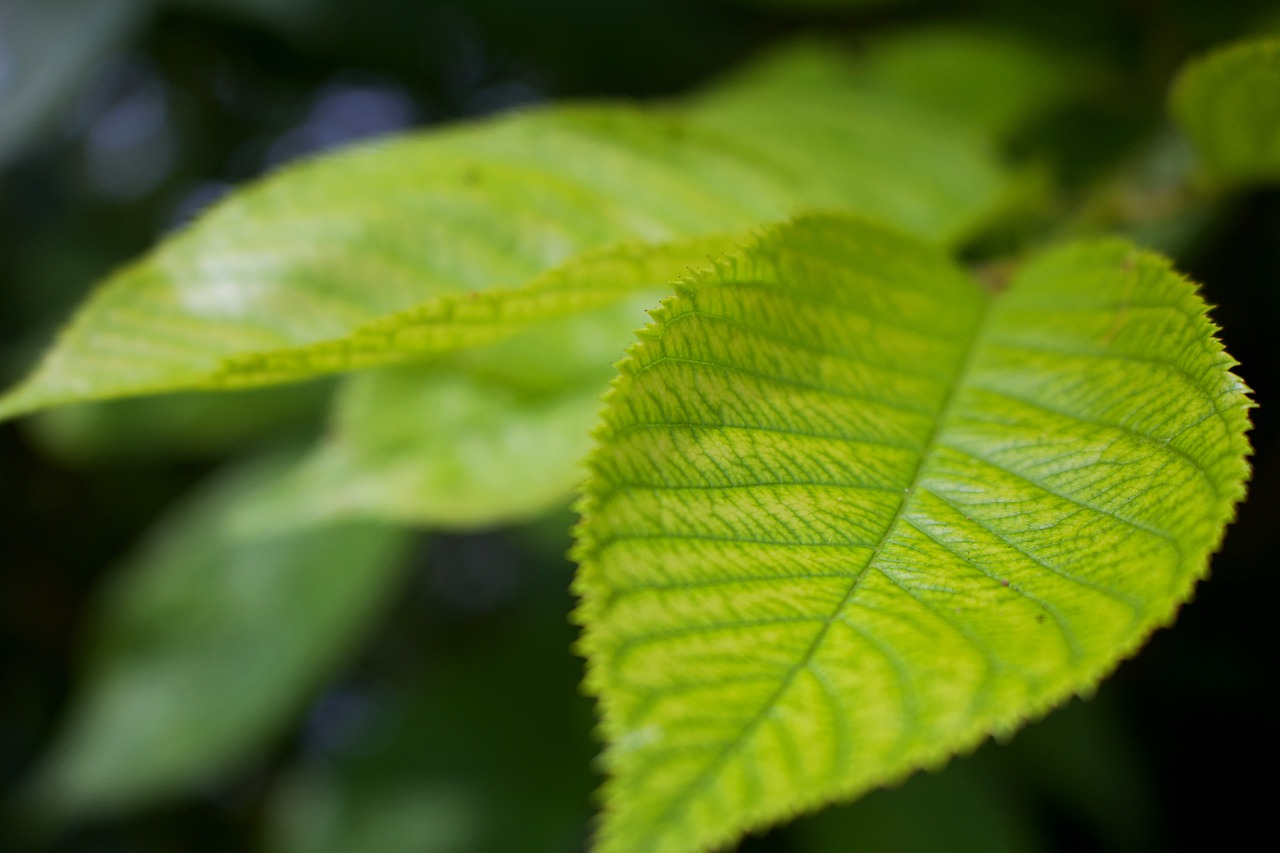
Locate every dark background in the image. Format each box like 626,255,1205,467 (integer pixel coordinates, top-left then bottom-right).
1,1,1276,850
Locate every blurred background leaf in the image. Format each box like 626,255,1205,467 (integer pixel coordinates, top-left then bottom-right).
25,381,331,465
1170,37,1280,185
18,450,414,826
238,291,664,532
261,516,597,853
849,26,1079,141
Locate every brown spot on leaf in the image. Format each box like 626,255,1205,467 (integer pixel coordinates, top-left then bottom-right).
973,260,1016,294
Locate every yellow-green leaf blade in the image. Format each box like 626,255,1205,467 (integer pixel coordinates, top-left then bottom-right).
1170,37,1280,184
208,236,730,390
0,45,1009,421
572,216,1250,853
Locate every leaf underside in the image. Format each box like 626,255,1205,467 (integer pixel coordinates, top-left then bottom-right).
572,216,1251,853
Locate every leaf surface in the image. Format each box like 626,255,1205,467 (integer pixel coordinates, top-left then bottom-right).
573,216,1251,853
1170,37,1280,183
853,26,1076,139
24,453,414,818
208,237,727,390
0,46,1008,420
238,367,599,531
235,292,665,531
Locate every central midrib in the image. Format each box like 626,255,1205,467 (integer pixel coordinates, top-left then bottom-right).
636,287,996,850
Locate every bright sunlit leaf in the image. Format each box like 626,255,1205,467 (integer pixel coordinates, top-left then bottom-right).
0,45,1008,421
573,215,1251,853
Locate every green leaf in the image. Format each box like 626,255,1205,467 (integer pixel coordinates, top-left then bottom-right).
26,381,330,464
0,45,1009,420
854,26,1077,140
211,236,730,390
572,215,1250,853
1170,37,1280,184
235,291,665,531
263,522,597,853
238,365,602,531
23,453,414,819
